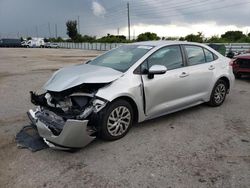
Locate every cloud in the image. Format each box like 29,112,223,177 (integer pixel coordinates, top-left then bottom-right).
0,0,249,38
119,22,250,38
92,1,106,17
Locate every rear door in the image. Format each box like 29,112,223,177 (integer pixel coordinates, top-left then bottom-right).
182,45,216,101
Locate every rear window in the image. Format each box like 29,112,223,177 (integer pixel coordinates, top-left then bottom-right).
204,48,214,62
185,45,206,65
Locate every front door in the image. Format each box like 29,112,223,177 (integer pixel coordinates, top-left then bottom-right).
141,45,190,118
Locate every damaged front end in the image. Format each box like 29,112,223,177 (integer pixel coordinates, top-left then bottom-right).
28,83,108,150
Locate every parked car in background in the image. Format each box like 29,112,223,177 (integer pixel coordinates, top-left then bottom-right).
28,41,234,150
24,38,45,48
21,40,28,47
230,53,250,78
45,42,59,48
0,38,21,47
208,43,226,56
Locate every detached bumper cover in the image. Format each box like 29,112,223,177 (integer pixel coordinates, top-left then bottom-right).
27,108,95,149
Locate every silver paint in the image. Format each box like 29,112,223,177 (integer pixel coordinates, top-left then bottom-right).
44,64,123,92
30,41,235,149
28,109,95,148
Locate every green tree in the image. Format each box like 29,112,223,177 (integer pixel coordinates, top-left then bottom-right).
97,34,127,43
44,38,49,42
164,36,179,41
206,35,225,43
75,34,96,43
184,32,204,43
137,32,160,41
221,31,245,42
179,37,185,41
66,20,78,41
48,37,64,42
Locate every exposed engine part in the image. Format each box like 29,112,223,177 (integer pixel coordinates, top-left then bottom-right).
45,92,72,112
93,99,107,112
30,88,108,122
71,95,89,109
36,109,65,136
30,91,47,106
70,92,94,97
77,106,94,119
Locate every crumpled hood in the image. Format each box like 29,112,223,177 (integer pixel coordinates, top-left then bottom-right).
44,64,123,92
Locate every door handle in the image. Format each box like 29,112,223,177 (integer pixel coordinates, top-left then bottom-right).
179,72,189,78
208,65,215,70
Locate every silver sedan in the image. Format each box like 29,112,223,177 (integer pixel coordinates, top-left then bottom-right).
28,41,235,149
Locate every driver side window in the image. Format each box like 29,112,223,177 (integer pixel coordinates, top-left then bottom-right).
147,45,184,71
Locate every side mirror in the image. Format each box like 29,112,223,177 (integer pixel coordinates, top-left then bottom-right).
148,65,167,79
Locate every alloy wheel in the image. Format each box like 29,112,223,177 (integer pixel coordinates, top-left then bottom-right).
214,83,226,104
107,106,131,136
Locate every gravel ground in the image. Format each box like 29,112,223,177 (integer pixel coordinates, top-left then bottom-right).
0,48,249,188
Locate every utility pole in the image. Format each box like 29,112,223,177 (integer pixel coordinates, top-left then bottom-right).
77,16,80,34
55,24,58,38
26,29,28,38
36,25,38,38
117,27,120,36
48,22,51,38
127,2,131,40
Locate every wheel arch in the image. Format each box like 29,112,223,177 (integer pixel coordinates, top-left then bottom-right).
218,76,230,91
112,96,139,123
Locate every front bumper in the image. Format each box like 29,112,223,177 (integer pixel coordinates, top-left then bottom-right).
27,108,96,149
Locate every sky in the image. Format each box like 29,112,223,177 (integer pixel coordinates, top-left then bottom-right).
0,0,250,39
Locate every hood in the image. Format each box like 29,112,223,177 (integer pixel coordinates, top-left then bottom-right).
44,64,123,92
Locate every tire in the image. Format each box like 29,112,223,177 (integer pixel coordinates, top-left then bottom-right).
208,80,227,107
96,99,134,141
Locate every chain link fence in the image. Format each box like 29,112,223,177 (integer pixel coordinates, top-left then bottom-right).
57,42,250,55
57,42,123,51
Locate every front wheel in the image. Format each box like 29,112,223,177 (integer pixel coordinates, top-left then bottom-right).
97,99,134,141
208,80,227,107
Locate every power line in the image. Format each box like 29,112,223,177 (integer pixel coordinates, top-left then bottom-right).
74,0,237,28
77,0,224,27
14,0,250,37
131,0,207,10
130,1,250,21
130,0,224,16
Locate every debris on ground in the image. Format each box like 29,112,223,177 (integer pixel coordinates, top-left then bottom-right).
15,124,48,152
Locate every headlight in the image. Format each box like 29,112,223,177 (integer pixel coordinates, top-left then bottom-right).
92,98,107,112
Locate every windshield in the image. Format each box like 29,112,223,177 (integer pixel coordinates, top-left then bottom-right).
88,45,153,72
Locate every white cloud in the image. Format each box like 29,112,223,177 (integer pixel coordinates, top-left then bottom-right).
92,1,106,17
118,22,250,38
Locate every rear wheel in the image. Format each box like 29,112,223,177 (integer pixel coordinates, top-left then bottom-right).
97,99,134,141
208,80,227,107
